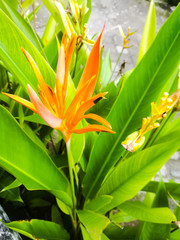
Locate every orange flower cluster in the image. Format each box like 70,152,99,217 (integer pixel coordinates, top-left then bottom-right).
3,28,115,143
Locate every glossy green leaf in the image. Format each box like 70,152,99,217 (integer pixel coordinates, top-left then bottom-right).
110,211,137,223
0,0,42,52
117,201,176,224
170,229,180,240
22,123,47,152
0,9,55,92
80,224,93,240
85,195,113,213
97,130,180,212
5,0,18,9
0,105,72,207
101,49,112,88
143,181,180,201
139,180,171,240
137,0,156,63
83,4,180,199
3,219,70,240
104,223,136,240
77,209,110,240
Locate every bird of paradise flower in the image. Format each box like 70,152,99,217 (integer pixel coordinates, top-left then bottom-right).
3,27,115,144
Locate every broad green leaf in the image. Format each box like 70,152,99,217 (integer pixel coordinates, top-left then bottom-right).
3,219,70,240
5,0,18,9
139,180,171,240
110,211,137,223
0,105,72,207
117,201,176,224
0,9,55,92
97,130,180,213
22,123,47,152
85,195,113,213
104,223,136,240
23,114,48,125
80,224,93,240
101,49,112,88
77,209,110,240
83,4,180,199
0,0,42,52
89,80,120,119
170,229,180,240
57,198,71,215
137,0,156,63
143,181,180,201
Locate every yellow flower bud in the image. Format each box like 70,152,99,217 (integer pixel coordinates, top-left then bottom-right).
122,131,145,152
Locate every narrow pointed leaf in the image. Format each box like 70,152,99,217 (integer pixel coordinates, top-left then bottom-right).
137,0,156,63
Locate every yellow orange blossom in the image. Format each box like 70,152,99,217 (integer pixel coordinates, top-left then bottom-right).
119,26,135,49
122,90,180,152
3,27,115,143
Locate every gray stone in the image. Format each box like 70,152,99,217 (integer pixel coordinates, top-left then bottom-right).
0,205,22,240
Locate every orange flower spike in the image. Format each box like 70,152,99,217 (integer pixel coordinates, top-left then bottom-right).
2,92,37,113
27,84,62,128
22,48,59,115
56,33,77,115
3,27,115,144
76,25,105,100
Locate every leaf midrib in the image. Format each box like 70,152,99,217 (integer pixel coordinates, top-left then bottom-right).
0,156,52,190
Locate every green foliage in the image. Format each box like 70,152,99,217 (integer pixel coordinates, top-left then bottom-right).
83,4,180,199
0,1,180,239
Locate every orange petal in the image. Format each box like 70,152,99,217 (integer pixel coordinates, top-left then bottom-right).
82,113,112,129
62,34,77,107
22,48,57,111
76,25,104,100
2,92,37,113
65,75,95,120
68,92,107,127
72,124,115,134
56,45,65,113
27,85,62,129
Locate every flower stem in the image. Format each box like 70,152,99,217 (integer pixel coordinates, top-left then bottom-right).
66,140,79,235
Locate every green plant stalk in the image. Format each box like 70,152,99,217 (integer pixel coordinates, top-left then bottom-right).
66,140,79,235
143,109,175,149
111,49,123,81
